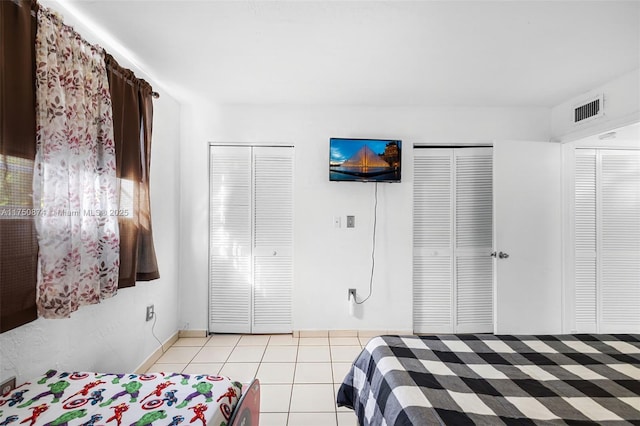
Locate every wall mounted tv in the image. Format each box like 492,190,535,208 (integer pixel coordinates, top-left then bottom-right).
330,138,401,182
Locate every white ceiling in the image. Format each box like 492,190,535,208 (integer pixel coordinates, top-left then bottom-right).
59,0,639,107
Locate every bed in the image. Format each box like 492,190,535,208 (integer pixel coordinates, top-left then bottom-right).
337,334,640,425
0,370,260,426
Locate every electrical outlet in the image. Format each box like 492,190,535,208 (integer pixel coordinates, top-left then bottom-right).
348,288,356,300
146,304,155,322
346,215,355,228
0,377,16,396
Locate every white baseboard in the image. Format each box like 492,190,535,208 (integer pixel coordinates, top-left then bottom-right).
294,329,413,338
178,329,208,338
135,331,180,374
134,328,413,372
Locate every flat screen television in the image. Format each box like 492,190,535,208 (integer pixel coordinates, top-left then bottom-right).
330,138,401,182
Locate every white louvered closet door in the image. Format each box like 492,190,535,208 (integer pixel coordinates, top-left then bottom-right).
574,150,597,332
413,148,493,334
454,149,493,333
209,146,252,333
252,147,293,333
209,145,294,334
574,149,640,333
413,149,454,332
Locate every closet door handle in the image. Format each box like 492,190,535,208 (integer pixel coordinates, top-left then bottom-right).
490,251,510,259
273,251,277,256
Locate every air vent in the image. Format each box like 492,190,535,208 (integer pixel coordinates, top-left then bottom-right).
573,95,604,124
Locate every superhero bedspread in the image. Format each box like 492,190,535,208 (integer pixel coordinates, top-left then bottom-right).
0,370,243,426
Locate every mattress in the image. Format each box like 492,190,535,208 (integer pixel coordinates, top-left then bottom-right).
0,370,242,426
337,334,640,425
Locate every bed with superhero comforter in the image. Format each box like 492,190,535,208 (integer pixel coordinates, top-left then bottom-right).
0,370,260,426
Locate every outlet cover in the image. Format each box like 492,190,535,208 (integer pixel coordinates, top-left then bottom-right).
0,377,16,396
346,215,355,228
146,305,154,322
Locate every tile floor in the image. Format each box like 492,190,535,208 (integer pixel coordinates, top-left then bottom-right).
146,334,368,426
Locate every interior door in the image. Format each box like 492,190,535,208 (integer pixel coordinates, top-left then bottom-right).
252,146,294,333
493,140,562,334
413,149,454,333
454,148,493,333
598,150,640,332
209,145,294,334
209,146,252,333
573,149,640,333
413,147,493,334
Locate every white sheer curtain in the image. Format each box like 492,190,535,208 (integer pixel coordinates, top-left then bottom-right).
33,7,120,318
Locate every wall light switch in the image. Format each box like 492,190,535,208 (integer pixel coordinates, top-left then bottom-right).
346,215,355,228
333,216,342,228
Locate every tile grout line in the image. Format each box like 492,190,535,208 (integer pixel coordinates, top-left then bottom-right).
253,335,270,388
153,336,213,373
329,337,339,425
185,336,212,369
286,338,300,425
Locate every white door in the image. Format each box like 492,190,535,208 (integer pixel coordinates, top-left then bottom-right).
493,140,562,334
413,148,493,333
252,147,294,333
209,145,294,334
455,149,494,333
209,146,252,333
573,149,640,333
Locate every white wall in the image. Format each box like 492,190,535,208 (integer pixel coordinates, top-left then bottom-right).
178,105,550,333
0,1,183,385
551,68,640,142
0,89,182,385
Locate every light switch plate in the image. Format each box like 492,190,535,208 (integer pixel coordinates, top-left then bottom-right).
346,215,355,228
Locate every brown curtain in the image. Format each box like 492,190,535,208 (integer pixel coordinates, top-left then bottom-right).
105,54,159,287
136,82,159,281
0,0,39,332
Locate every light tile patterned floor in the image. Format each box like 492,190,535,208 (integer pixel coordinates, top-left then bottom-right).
147,334,370,426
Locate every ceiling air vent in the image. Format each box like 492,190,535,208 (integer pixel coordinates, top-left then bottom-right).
573,94,604,124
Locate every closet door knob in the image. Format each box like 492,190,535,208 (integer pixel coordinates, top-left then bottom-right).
273,251,277,256
498,251,510,259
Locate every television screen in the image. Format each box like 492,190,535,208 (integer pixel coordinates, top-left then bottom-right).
330,138,401,182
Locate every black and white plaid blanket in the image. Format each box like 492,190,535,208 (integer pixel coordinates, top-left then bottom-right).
336,334,640,425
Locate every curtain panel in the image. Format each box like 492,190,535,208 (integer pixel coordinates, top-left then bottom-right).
105,54,159,287
0,0,39,332
33,7,120,318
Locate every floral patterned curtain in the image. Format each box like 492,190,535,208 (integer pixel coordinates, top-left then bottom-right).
33,7,120,318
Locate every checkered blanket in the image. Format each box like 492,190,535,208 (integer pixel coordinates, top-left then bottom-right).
336,334,640,425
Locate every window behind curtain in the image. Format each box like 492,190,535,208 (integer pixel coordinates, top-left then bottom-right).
0,0,38,332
